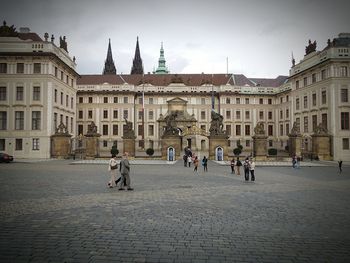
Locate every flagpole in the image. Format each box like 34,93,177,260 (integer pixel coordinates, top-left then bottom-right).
142,74,145,149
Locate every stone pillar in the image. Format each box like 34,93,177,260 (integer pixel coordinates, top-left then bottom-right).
85,135,100,159
312,134,331,160
209,135,229,160
123,138,136,157
161,135,181,160
252,135,268,161
51,134,72,159
288,135,302,158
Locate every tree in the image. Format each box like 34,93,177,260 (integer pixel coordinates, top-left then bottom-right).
110,145,119,156
233,147,242,156
146,148,154,156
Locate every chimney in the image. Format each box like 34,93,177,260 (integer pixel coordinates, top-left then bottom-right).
19,27,30,33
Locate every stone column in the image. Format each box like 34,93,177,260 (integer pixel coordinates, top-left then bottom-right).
209,135,229,160
288,135,302,158
312,134,331,160
51,134,72,159
252,135,268,161
85,134,101,159
123,138,136,157
161,135,181,160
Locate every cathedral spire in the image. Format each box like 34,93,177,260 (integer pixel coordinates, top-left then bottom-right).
154,42,169,74
103,38,117,75
131,36,144,75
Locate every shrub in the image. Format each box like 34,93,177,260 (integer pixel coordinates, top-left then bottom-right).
238,144,243,150
146,148,154,156
110,145,119,156
268,148,277,155
233,147,242,156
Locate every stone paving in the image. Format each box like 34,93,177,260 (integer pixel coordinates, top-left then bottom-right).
0,160,349,262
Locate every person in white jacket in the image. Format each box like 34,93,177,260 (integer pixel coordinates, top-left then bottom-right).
249,158,255,181
108,155,118,188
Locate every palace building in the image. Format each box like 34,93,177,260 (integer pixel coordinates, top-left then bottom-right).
1,21,349,161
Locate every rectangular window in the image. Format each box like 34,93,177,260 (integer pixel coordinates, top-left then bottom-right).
0,111,6,130
201,111,206,120
89,97,93,103
340,66,348,77
268,125,273,136
201,98,206,105
33,63,41,74
236,110,241,119
0,139,5,151
286,109,289,118
103,141,108,147
268,111,272,120
33,86,40,101
78,124,83,135
312,115,317,132
296,98,300,110
113,110,118,119
246,140,251,147
280,124,283,136
15,111,24,130
104,97,108,103
103,110,108,119
66,95,69,107
259,111,264,120
65,116,68,130
303,96,308,109
114,97,118,103
226,98,230,104
245,125,250,136
259,98,263,104
0,87,6,100
70,117,73,133
268,98,272,104
139,97,143,105
103,124,108,135
322,91,327,104
280,110,283,119
55,67,58,77
280,97,283,103
149,125,154,136
236,125,241,136
60,71,63,80
54,113,57,130
286,123,289,135
343,138,349,150
32,138,40,150
322,114,327,129
32,111,41,130
321,69,326,80
78,110,83,119
296,80,299,89
149,110,154,120
236,98,240,104
245,111,250,120
123,110,128,119
60,92,63,105
304,116,309,133
226,124,231,136
16,87,24,101
113,124,118,135
303,77,307,87
138,125,143,136
54,89,57,103
341,112,349,130
15,138,23,151
17,63,24,73
71,97,74,108
138,110,143,120
0,63,7,73
312,73,316,83
341,89,348,103
226,110,231,119
312,93,316,106
245,98,249,104
149,98,154,104
123,97,128,104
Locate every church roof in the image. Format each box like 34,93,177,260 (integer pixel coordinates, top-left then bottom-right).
78,73,287,87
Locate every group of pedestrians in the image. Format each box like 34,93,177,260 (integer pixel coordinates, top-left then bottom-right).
183,152,208,173
107,152,133,191
230,157,255,181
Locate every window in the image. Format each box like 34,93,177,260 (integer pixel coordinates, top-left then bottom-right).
60,92,63,105
296,80,299,89
32,138,40,150
16,87,24,101
0,111,6,130
322,91,327,104
113,110,118,119
17,63,24,73
312,73,316,83
269,140,273,147
32,111,41,130
54,113,57,130
66,95,69,107
259,111,264,120
104,97,108,103
103,124,108,135
236,98,240,104
280,97,283,103
89,97,93,103
15,139,23,150
322,114,327,129
226,98,230,104
321,69,326,80
343,138,349,150
0,139,4,151
226,110,231,119
149,98,154,104
304,116,309,133
286,123,290,135
33,63,41,74
245,98,249,104
268,111,272,120
0,87,6,100
123,97,128,104
33,87,40,101
200,125,206,131
70,117,73,133
312,115,317,132
138,110,143,120
341,112,349,130
259,98,263,104
303,96,308,109
65,116,68,130
236,125,241,136
54,89,57,103
201,111,206,120
78,111,83,119
0,63,7,73
280,110,283,119
303,77,307,87
103,110,108,119
236,111,241,119
268,125,273,136
103,141,108,147
268,98,272,104
245,111,250,119
123,110,128,119
312,93,317,106
226,125,231,136
245,125,250,136
113,124,118,135
341,89,348,103
60,71,63,80
286,109,289,118
139,97,143,105
138,125,143,136
286,96,289,102
15,111,24,130
148,125,154,136
340,66,348,77
280,124,283,136
78,124,83,135
246,140,250,147
55,67,58,77
201,98,206,105
114,97,118,103
88,110,93,119
71,97,74,108
149,110,154,120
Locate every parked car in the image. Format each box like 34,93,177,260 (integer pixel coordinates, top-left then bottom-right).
0,153,14,163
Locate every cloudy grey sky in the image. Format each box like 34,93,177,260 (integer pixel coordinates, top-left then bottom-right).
1,0,349,77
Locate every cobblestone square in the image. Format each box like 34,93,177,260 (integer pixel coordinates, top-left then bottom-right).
0,160,349,262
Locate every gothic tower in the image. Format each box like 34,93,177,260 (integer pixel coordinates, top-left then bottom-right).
154,42,169,74
131,37,144,74
103,39,117,75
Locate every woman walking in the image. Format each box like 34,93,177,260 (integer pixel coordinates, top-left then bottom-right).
108,154,118,188
230,158,235,174
193,156,199,173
